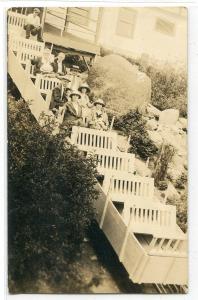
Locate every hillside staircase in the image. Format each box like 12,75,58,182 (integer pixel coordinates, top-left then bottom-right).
7,10,188,292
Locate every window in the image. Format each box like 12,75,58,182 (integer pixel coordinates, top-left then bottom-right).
67,7,90,27
155,18,175,36
116,8,137,39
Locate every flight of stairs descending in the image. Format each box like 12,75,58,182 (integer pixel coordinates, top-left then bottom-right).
7,10,188,292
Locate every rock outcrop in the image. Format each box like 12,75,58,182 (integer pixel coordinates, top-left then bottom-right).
88,54,151,115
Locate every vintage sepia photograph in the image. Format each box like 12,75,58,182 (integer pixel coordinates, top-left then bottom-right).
7,6,188,294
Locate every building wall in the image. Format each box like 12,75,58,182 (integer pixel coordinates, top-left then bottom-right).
44,7,100,44
97,7,187,66
66,7,100,43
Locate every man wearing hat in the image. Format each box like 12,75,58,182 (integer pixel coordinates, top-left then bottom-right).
24,8,43,42
89,99,109,131
62,90,84,127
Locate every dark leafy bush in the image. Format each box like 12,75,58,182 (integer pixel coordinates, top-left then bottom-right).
175,172,187,189
157,181,168,191
8,98,98,290
113,109,158,160
167,192,187,233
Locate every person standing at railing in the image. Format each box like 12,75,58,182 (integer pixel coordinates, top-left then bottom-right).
89,99,109,131
52,52,67,77
24,8,44,42
78,83,93,124
67,65,82,90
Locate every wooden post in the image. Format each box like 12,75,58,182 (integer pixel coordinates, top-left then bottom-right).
99,182,112,229
145,157,150,168
119,212,133,262
41,7,47,36
109,116,115,131
164,182,170,204
82,56,90,71
126,135,131,153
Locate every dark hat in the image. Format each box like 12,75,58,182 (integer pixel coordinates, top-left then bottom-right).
65,87,71,92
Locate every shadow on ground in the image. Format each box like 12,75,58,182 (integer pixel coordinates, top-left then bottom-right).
87,220,142,293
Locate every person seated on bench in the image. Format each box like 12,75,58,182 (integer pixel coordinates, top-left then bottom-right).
50,80,71,115
62,90,84,127
31,47,54,76
24,8,43,42
89,99,109,131
78,83,93,120
52,52,67,76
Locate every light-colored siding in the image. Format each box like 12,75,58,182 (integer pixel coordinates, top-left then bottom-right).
97,7,187,65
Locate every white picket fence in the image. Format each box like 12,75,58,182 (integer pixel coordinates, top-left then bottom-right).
103,173,154,203
7,11,27,35
122,201,177,237
71,126,118,152
88,149,135,175
35,74,61,104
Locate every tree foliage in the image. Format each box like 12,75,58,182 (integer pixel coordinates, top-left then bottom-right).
113,109,158,160
8,98,98,289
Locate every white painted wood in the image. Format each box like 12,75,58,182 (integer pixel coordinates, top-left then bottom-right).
35,74,61,105
8,11,27,36
71,126,118,151
88,149,135,175
103,173,154,203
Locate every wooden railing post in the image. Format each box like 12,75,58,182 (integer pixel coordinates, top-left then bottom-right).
99,178,113,229
119,211,133,262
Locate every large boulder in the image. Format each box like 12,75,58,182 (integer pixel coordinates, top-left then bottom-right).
159,109,179,126
146,104,161,118
146,118,159,131
88,54,151,115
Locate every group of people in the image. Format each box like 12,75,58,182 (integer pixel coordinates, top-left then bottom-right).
50,81,109,131
24,8,109,131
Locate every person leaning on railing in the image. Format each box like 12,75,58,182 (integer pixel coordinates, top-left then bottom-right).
89,99,109,131
24,8,43,42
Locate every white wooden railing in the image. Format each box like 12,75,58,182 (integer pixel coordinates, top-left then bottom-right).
71,126,118,151
8,11,27,35
122,201,177,237
88,149,135,175
103,173,154,203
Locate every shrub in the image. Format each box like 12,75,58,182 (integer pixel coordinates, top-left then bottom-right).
157,181,168,191
153,144,175,187
8,98,98,290
146,65,187,117
175,172,188,189
167,191,187,233
113,109,158,160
